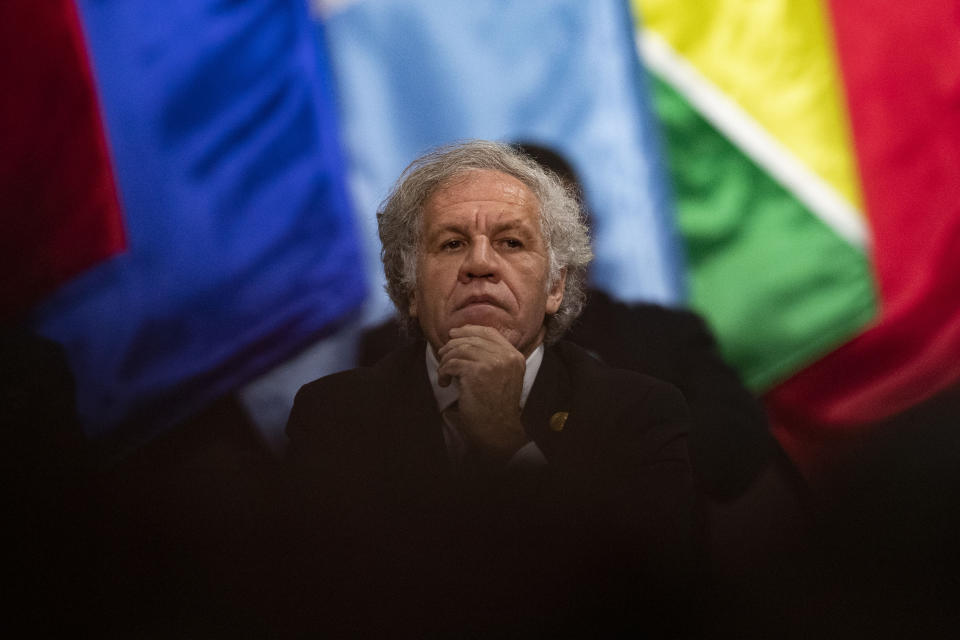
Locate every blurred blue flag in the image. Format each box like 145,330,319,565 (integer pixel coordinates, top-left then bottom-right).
318,0,685,323
28,0,365,452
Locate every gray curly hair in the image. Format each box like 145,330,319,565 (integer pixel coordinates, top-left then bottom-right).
377,140,592,345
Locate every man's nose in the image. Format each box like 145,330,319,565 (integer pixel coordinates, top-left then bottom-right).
458,237,499,283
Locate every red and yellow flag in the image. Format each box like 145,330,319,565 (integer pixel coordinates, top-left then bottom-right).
635,0,960,469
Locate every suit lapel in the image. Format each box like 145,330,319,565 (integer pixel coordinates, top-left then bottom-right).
522,345,574,463
379,341,453,504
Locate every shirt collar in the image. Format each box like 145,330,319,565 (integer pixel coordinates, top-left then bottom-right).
425,342,545,413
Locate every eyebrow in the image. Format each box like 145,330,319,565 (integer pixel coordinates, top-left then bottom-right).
426,223,468,238
491,220,529,234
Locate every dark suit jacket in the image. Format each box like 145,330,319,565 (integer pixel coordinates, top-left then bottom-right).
283,339,702,635
359,292,776,501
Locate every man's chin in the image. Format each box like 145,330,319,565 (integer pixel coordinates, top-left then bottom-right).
454,304,505,327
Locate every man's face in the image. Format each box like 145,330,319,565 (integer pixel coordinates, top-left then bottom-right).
410,169,565,357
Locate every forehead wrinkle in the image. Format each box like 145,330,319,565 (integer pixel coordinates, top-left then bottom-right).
430,170,532,208
425,197,535,225
422,169,544,247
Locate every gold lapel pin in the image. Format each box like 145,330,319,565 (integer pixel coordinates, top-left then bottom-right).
549,411,569,432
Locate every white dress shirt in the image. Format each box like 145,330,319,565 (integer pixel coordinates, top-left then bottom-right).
425,343,548,471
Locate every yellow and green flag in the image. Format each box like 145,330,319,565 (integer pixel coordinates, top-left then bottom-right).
635,0,960,465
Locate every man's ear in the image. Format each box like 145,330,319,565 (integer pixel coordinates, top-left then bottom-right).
545,268,566,315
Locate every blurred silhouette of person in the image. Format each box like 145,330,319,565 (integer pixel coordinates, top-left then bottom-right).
1,324,93,633
0,326,279,634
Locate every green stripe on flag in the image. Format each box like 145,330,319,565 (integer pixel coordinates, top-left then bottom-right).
650,76,877,390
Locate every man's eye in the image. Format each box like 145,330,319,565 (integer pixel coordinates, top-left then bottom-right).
441,239,463,250
501,238,524,249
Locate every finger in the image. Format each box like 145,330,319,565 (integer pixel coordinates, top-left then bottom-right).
447,325,517,351
448,324,510,345
438,346,519,380
437,356,480,383
437,336,503,361
441,327,501,349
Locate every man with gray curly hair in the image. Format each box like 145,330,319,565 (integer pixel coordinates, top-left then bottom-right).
373,140,594,462
284,140,699,633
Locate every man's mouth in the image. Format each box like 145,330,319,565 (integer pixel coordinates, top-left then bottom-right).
457,295,501,310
